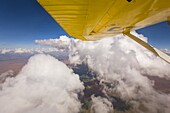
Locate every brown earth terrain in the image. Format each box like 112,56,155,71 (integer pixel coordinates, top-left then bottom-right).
0,59,28,74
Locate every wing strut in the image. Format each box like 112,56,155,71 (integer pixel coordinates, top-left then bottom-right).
124,32,170,64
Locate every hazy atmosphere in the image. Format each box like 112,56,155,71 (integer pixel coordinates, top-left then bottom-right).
1,32,170,113
0,0,170,113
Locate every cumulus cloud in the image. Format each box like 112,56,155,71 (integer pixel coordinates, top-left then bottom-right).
0,49,12,54
0,70,14,84
161,49,170,55
91,96,113,113
0,48,61,54
36,32,170,79
35,35,71,50
35,31,170,113
0,54,84,113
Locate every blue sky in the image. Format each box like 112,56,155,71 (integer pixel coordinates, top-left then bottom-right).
0,0,169,49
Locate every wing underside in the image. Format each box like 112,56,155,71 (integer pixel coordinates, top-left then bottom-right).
38,0,170,40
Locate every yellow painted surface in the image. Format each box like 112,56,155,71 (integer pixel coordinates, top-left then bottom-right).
38,0,170,40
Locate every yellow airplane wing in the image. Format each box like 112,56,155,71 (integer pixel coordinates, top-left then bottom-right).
38,0,170,40
37,0,170,63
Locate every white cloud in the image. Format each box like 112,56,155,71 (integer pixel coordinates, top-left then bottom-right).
35,35,71,50
0,49,12,54
13,48,33,54
0,54,84,113
34,33,170,80
0,48,61,54
161,49,170,54
91,96,113,113
0,70,14,84
35,31,170,113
